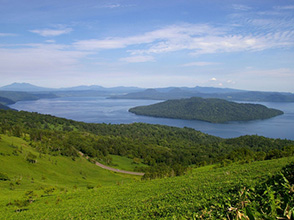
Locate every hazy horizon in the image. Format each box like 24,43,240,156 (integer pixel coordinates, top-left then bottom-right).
1,0,294,92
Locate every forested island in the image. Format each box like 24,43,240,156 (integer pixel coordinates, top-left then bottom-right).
129,97,284,123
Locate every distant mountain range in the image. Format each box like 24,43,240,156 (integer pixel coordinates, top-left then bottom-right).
110,87,294,102
1,82,294,104
0,82,142,93
0,83,54,92
0,83,144,107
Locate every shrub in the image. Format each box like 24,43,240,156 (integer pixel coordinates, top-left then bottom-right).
43,187,55,196
26,152,37,163
0,172,10,181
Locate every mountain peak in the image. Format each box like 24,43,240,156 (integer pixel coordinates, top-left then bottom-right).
0,82,53,92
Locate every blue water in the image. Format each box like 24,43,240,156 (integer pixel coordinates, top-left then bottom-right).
10,97,294,140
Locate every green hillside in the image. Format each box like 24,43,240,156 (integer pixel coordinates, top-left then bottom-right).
0,134,136,194
1,139,293,219
1,110,293,176
1,109,294,219
129,97,284,123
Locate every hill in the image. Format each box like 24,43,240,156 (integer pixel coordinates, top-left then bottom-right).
0,109,293,172
111,87,294,102
0,91,39,103
0,96,15,106
129,97,284,123
0,134,137,212
0,83,54,92
2,83,294,102
1,138,293,219
0,91,58,103
0,82,142,94
0,109,294,219
0,103,11,110
110,88,194,100
0,135,133,187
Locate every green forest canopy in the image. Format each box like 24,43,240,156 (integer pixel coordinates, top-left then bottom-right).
0,109,293,178
129,97,284,123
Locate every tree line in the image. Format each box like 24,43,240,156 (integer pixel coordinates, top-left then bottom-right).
0,110,293,178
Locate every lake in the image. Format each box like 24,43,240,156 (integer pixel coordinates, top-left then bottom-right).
10,97,294,140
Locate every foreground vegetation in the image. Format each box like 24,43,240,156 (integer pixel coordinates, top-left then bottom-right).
1,139,293,219
0,109,294,219
129,97,283,123
0,134,136,194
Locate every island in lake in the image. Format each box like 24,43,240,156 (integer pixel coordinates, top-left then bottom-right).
129,97,284,123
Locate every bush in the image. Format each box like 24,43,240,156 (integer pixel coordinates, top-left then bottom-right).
26,152,37,163
0,172,10,181
43,187,55,196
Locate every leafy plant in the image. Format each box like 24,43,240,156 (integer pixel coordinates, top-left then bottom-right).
26,152,37,163
0,172,10,181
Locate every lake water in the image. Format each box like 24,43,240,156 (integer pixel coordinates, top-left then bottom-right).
10,97,294,140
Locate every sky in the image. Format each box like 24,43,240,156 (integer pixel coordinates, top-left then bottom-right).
0,0,294,92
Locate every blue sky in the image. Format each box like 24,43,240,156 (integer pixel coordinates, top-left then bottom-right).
1,0,294,92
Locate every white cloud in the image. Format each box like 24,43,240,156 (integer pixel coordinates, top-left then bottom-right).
120,55,154,63
74,24,224,51
102,4,121,9
211,77,217,81
232,4,252,11
0,43,89,74
182,62,220,67
30,28,73,37
241,68,293,77
274,5,294,10
226,80,236,84
45,40,56,43
232,68,294,92
74,22,294,57
95,3,134,9
0,33,16,37
74,38,127,50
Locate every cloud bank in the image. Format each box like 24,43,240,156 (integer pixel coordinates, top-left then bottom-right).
74,22,294,58
30,28,73,37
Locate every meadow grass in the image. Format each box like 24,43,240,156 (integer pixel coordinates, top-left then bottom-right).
0,135,137,210
1,134,292,220
109,154,148,171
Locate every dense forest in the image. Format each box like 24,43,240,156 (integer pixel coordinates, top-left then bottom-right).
129,97,284,123
0,109,293,178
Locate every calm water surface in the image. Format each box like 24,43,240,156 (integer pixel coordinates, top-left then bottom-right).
10,97,294,140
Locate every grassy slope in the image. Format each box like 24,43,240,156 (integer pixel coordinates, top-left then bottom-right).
109,154,148,171
0,135,138,210
1,141,293,219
